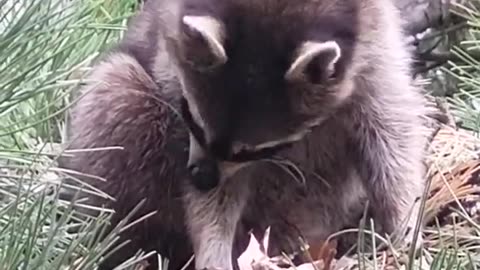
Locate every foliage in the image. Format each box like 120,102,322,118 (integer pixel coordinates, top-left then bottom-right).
446,0,480,134
0,0,158,269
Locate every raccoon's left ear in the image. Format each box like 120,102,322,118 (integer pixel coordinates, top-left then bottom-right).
285,41,341,84
180,15,227,70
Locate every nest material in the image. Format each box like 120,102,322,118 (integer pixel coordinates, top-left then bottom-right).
425,126,480,226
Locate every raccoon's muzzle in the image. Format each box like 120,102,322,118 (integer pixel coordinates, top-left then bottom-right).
181,97,292,191
187,158,220,191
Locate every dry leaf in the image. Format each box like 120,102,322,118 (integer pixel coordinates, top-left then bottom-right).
308,239,338,270
237,228,341,270
237,228,270,270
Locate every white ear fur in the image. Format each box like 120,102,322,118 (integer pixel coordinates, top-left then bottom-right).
182,15,228,65
285,40,341,81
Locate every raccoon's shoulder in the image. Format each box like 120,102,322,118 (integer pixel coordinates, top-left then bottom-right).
112,0,177,80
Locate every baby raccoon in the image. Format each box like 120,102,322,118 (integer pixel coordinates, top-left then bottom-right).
60,0,438,269
165,0,433,269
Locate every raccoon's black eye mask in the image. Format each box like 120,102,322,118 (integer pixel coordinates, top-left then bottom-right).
180,98,292,162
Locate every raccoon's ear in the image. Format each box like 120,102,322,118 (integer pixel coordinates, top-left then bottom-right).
181,15,227,70
285,41,341,84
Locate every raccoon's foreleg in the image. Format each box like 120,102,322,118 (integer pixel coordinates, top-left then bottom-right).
351,104,427,248
183,182,249,270
183,137,250,270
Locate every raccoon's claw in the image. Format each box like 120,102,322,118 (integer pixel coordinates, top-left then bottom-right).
188,158,220,191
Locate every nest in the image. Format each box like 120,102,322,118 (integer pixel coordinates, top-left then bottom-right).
425,126,480,226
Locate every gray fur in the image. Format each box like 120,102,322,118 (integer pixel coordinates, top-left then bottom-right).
60,0,441,269
163,1,431,269
60,52,195,270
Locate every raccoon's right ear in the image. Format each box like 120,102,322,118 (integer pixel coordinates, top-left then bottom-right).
285,41,341,84
180,15,227,71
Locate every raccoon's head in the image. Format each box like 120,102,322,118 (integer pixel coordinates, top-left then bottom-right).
166,0,359,186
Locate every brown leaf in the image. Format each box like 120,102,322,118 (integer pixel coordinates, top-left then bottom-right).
308,239,338,270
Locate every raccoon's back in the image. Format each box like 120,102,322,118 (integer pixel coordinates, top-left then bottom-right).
59,50,193,269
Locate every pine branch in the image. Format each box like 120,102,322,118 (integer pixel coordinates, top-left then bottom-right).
395,0,453,36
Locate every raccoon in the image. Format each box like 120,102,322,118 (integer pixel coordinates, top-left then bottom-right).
58,2,248,269
60,0,437,270
59,53,190,269
162,0,433,269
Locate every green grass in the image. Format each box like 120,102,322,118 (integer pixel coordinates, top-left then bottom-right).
445,1,480,135
1,0,480,269
0,0,161,269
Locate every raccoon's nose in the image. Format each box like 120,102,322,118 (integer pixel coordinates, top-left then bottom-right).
188,158,220,191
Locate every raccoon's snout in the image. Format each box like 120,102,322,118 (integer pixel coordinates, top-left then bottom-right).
188,158,220,191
